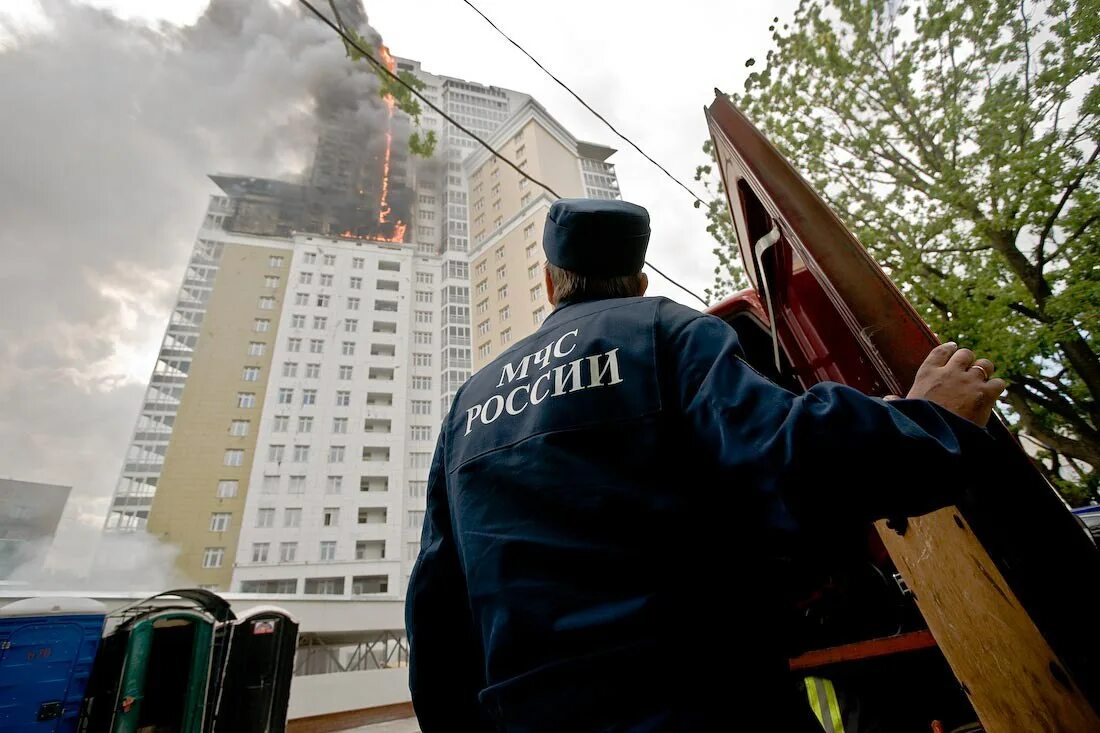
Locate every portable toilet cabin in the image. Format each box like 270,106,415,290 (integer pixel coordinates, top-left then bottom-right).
80,589,233,733
211,607,299,733
0,597,107,733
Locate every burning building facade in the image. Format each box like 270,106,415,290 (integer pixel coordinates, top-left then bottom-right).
103,29,619,596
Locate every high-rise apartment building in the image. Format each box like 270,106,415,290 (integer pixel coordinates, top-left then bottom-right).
466,99,621,371
105,57,617,596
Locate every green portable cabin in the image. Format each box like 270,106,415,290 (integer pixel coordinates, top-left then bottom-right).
80,590,233,733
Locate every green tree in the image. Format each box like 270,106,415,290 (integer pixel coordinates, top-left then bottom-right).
697,0,1100,501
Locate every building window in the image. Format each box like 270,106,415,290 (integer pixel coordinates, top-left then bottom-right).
300,272,313,285
320,273,334,287
347,297,361,310
407,510,426,529
269,255,284,267
229,420,249,437
411,425,431,441
355,541,385,561
527,263,539,280
279,541,298,561
268,445,285,462
494,216,503,229
257,508,275,528
293,445,310,462
242,366,260,382
411,376,432,390
209,512,231,532
328,445,346,463
322,508,339,527
302,389,317,405
476,279,488,295
345,319,358,333
254,319,271,333
323,253,336,266
497,285,508,300
202,547,224,568
262,475,279,494
476,299,489,315
316,294,330,307
265,275,280,288
288,475,305,494
282,362,298,378
338,365,353,380
306,363,320,378
524,223,535,239
284,508,302,528
475,261,487,276
287,337,301,352
332,417,348,433
278,388,293,405
526,242,537,260
319,541,337,561
326,475,343,493
530,284,543,302
499,305,511,322
521,192,531,206
379,260,401,272
415,310,432,324
273,415,289,432
413,353,432,367
478,342,492,359
414,331,431,345
313,316,327,330
335,391,351,407
309,340,324,354
248,341,265,356
350,276,362,289
291,314,306,328
295,292,309,306
415,290,433,303
408,481,427,498
416,272,434,284
305,577,343,595
259,296,275,310
375,300,398,312
251,543,269,563
501,328,512,345
224,449,244,466
533,307,546,325
298,416,313,433
497,266,508,281
216,480,238,498
411,400,432,415
478,319,490,336
496,246,505,260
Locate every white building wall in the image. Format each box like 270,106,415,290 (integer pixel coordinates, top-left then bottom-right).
232,235,442,596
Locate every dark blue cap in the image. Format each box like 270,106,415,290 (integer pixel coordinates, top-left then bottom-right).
543,198,650,277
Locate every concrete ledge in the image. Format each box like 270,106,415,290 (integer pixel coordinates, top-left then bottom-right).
286,702,415,733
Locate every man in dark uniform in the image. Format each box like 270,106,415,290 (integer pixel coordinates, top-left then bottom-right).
405,198,1005,732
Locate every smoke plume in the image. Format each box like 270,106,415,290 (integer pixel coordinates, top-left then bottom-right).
0,0,394,586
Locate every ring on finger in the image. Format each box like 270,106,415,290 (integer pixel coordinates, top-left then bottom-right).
969,364,989,381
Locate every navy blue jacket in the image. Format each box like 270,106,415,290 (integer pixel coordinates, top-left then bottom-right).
406,296,992,731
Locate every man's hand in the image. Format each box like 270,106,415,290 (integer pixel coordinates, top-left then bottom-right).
888,342,1007,427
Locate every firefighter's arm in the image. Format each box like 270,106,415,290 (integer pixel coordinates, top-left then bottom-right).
405,432,490,732
666,312,997,525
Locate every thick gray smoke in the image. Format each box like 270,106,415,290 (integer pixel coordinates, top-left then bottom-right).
0,0,389,585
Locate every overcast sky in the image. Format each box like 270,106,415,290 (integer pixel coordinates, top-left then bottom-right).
0,0,795,554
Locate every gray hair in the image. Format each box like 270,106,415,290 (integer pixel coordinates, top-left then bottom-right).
545,261,646,303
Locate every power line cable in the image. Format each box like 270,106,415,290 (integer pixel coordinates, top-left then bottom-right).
459,0,707,208
297,0,708,306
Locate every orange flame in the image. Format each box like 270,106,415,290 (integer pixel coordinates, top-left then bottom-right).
375,44,402,241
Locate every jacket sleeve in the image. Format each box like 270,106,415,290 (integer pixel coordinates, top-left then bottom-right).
405,430,491,731
666,310,996,527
